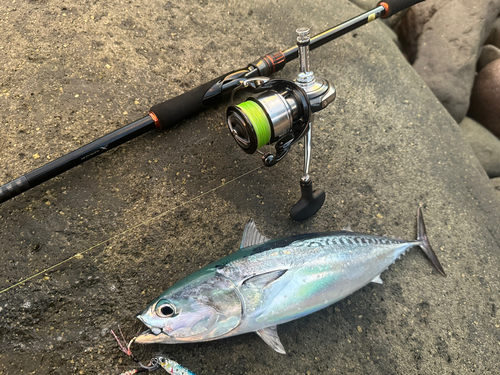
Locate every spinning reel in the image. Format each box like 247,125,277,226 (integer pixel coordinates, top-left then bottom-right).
226,28,336,221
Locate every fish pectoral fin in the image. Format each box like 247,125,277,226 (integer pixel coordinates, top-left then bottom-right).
256,326,286,354
240,219,271,249
243,269,287,288
371,274,383,284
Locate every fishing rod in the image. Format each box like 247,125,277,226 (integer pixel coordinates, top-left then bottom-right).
0,0,421,220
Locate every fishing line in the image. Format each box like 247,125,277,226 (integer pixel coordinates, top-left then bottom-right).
235,100,271,149
0,165,264,295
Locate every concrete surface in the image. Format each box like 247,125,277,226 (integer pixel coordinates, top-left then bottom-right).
1,0,499,374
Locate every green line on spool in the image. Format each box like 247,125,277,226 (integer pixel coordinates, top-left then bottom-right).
237,100,271,149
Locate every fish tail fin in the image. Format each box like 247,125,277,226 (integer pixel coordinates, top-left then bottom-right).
416,207,446,276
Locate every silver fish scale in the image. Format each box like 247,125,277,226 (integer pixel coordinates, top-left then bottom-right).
223,233,417,329
218,232,409,286
217,245,315,284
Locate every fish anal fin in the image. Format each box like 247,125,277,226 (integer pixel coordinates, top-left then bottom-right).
371,274,383,284
240,219,271,249
256,326,286,354
243,270,287,289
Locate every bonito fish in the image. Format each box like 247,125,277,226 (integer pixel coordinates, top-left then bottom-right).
136,207,445,353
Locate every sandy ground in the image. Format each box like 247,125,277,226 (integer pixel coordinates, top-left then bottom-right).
1,0,500,374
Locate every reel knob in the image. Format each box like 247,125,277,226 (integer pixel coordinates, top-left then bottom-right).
290,179,326,221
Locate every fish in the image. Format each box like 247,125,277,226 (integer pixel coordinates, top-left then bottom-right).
135,207,445,353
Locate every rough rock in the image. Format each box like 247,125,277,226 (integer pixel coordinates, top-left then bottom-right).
398,0,500,123
395,2,435,62
485,16,500,49
468,59,500,138
347,0,373,11
491,177,500,199
1,0,500,374
459,117,500,178
477,44,500,72
378,20,401,49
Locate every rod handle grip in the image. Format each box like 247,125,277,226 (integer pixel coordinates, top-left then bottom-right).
377,0,424,18
149,75,225,130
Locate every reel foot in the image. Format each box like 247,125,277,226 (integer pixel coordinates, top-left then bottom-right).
290,179,325,221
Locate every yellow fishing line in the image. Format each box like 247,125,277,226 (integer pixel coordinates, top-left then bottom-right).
0,165,264,295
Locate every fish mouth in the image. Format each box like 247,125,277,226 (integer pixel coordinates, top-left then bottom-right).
135,328,171,344
135,314,171,344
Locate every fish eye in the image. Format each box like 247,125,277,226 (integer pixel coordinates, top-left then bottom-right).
155,301,176,317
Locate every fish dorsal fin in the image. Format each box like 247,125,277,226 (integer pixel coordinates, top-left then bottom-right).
256,326,286,354
371,274,383,284
342,224,354,232
243,270,287,288
240,219,270,249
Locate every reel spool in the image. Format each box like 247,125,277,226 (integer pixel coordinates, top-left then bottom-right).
225,27,336,220
227,79,311,165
